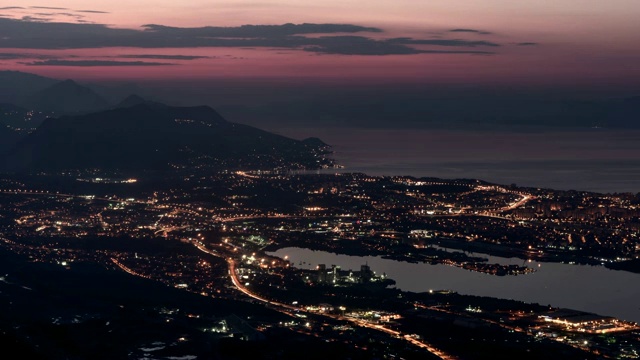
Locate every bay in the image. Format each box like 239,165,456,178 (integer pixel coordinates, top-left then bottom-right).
277,127,640,194
268,247,640,323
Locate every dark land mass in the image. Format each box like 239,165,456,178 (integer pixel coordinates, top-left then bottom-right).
115,94,166,109
2,103,335,174
0,103,54,133
606,258,640,273
2,247,436,360
0,241,602,360
0,248,281,360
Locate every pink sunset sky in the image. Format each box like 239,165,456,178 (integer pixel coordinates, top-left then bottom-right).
1,0,639,90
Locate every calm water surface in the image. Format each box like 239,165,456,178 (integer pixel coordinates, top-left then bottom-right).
278,128,640,193
268,247,640,323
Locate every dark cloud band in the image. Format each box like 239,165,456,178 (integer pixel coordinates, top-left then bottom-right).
76,10,109,14
24,59,176,66
30,6,68,10
449,28,492,35
118,54,209,60
389,37,500,47
0,18,511,56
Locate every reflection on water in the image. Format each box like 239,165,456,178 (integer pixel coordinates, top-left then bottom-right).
268,247,640,323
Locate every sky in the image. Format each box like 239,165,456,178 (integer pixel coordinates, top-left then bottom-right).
1,1,640,92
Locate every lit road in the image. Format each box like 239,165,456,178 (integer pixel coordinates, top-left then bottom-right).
226,256,300,312
154,225,188,235
110,257,151,279
229,258,455,359
217,214,293,223
499,194,534,211
192,240,456,359
473,185,536,213
234,171,263,180
0,189,151,205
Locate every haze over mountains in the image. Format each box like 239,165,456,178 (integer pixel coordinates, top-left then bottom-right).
0,71,58,104
0,71,334,175
0,70,639,176
221,92,640,130
1,70,639,130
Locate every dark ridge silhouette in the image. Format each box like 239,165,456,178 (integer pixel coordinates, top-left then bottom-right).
0,71,58,104
302,137,329,147
115,94,166,110
3,103,334,174
25,79,111,114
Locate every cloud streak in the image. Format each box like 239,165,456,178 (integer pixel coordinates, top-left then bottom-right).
30,6,68,10
76,10,109,14
0,18,512,56
118,54,210,60
389,37,500,47
303,36,495,55
0,52,57,60
450,28,492,35
23,59,176,67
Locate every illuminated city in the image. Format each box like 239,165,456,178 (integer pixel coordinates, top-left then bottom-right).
0,168,639,358
2,1,640,359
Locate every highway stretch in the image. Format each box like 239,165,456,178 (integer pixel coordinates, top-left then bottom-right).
192,240,456,360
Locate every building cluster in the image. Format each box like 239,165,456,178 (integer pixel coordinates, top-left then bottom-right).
315,263,383,285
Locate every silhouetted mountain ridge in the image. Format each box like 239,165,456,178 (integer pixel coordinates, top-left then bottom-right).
3,103,334,174
115,94,166,110
25,79,110,114
302,137,329,147
0,71,58,104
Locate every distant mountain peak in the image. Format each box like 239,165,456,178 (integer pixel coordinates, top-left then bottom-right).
116,94,166,110
0,70,57,80
50,79,89,92
26,79,110,114
302,137,329,147
0,71,58,104
120,94,146,104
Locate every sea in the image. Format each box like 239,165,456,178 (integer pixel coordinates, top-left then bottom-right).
278,127,640,194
